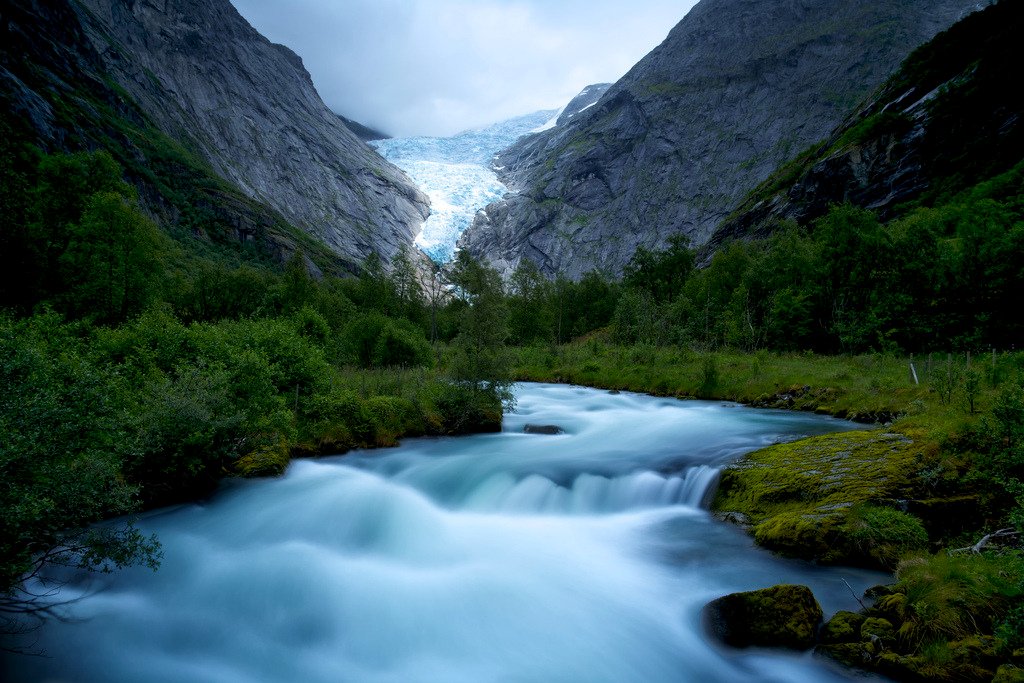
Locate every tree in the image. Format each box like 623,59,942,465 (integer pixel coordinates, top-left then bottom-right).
57,192,164,322
508,259,553,344
1,315,160,647
447,251,513,410
622,233,694,303
390,244,426,324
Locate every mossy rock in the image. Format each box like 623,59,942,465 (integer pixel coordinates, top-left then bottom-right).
234,438,290,477
702,584,823,650
860,617,896,644
815,642,874,668
873,639,1000,683
713,430,929,566
994,665,1024,683
947,636,1000,671
821,610,866,644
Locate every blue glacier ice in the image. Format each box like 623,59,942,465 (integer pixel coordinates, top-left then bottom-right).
371,109,558,263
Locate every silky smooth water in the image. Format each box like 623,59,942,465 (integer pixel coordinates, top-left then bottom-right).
3,384,888,683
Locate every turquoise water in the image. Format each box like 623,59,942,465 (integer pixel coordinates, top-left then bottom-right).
3,383,887,682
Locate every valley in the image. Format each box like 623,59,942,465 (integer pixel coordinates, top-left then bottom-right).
2,0,1023,681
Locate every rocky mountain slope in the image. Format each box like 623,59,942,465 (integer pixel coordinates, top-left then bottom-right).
1,0,428,271
554,84,612,128
337,114,389,142
707,0,1023,252
460,0,980,278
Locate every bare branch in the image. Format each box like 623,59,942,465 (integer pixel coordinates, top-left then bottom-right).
949,528,1021,555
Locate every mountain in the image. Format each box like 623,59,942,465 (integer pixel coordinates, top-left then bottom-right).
553,84,613,128
707,0,1024,252
337,114,389,142
0,0,428,272
459,0,980,279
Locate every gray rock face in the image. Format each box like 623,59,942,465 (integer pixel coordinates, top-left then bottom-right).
556,83,612,127
72,0,428,266
460,0,978,279
708,0,1024,254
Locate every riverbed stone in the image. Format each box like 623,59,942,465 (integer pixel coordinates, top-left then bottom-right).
714,511,753,529
815,642,874,667
702,584,823,650
523,424,565,435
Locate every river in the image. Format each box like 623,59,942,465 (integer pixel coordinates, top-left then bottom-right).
3,383,887,682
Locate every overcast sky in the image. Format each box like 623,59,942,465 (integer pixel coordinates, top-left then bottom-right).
230,0,698,137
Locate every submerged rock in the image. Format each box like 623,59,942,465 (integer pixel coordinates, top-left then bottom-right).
523,424,565,435
702,584,823,650
714,511,753,529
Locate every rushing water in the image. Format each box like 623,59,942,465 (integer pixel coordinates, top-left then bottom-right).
4,384,888,683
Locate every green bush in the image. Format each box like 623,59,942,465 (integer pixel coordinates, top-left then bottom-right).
893,552,1024,645
372,320,432,368
343,312,432,368
844,505,929,568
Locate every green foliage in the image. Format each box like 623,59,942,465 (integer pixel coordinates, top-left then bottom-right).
448,251,513,407
342,312,432,369
844,505,929,568
622,234,694,303
893,552,1024,646
972,381,1024,530
0,314,159,598
699,353,720,396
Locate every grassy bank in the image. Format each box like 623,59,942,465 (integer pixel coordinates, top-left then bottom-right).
512,340,1024,681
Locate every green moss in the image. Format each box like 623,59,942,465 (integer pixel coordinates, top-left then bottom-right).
714,430,930,565
994,665,1024,683
704,584,823,650
844,504,930,568
234,437,290,477
861,616,896,643
821,611,867,644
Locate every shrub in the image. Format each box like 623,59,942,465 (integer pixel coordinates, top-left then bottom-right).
372,320,432,368
844,505,929,568
894,552,1024,645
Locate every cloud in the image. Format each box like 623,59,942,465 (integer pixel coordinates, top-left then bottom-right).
230,0,696,137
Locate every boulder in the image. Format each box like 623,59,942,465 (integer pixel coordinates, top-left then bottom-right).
820,610,866,644
702,584,823,650
523,424,564,435
860,617,896,644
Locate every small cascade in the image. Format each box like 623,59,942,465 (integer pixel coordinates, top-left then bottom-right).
460,466,721,514
4,383,877,683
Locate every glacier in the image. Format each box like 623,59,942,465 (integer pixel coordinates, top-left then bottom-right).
371,109,557,263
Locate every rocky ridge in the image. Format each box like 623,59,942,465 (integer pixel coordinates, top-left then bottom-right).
707,0,1023,252
459,0,979,279
554,83,612,127
2,0,428,270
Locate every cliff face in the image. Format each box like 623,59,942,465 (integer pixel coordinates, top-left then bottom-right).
74,0,429,265
460,0,978,279
1,0,428,270
708,0,1024,252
